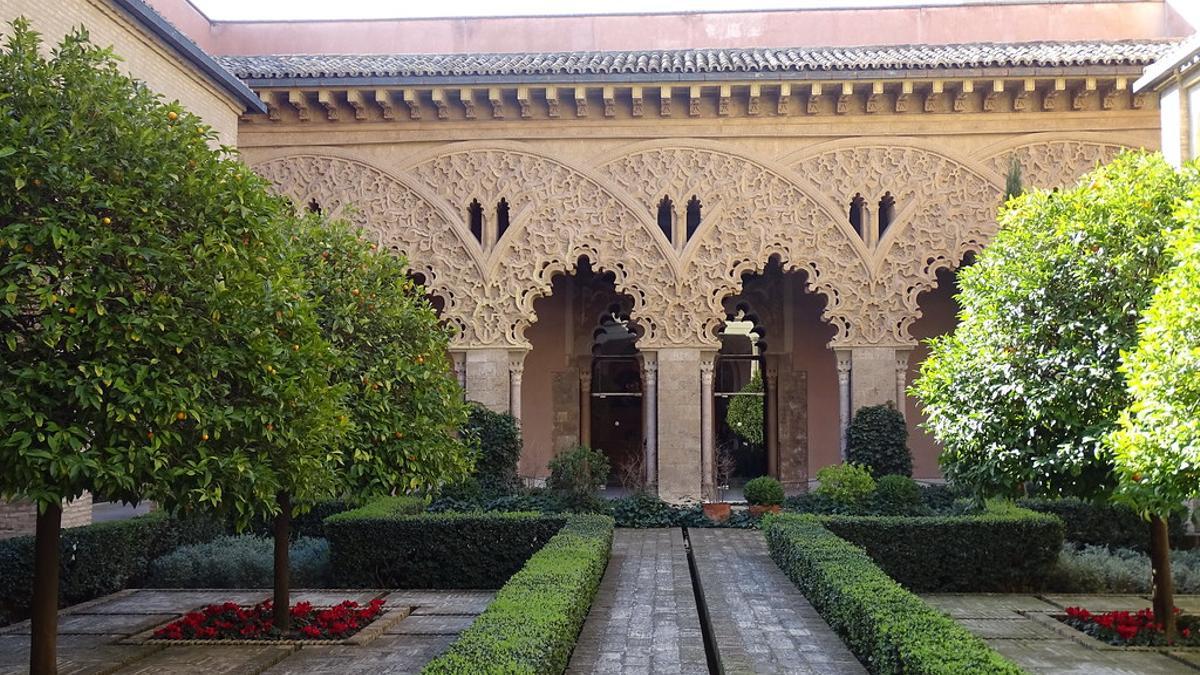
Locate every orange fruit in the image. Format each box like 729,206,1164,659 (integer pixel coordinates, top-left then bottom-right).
167,111,178,121
176,411,187,421
101,217,111,225
67,307,76,315
200,433,209,441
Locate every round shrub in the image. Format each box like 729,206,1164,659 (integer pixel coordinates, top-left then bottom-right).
548,446,610,510
725,373,764,445
815,463,877,510
845,404,913,478
873,475,923,515
743,476,784,506
462,403,522,494
147,535,330,589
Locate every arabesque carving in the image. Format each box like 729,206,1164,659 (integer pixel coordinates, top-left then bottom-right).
984,140,1131,190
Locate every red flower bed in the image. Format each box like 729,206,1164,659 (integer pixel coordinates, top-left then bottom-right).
1061,606,1200,647
153,599,385,641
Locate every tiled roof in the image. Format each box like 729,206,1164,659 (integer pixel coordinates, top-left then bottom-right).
218,41,1173,83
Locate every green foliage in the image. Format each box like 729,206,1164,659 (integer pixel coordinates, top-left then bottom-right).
293,215,472,502
818,505,1064,591
461,403,522,494
765,515,1022,674
1047,544,1200,594
815,463,877,510
1004,157,1024,201
609,492,677,527
724,372,764,445
912,153,1198,500
423,515,613,675
1016,497,1185,551
324,502,564,588
0,511,223,625
743,476,784,506
1110,192,1200,515
323,494,425,519
873,475,923,515
147,535,329,588
547,445,609,509
845,405,912,478
0,20,346,520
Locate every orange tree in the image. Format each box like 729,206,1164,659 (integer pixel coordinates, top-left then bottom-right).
912,153,1197,640
0,20,343,671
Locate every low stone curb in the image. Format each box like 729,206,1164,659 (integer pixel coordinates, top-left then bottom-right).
1023,611,1200,653
121,602,412,647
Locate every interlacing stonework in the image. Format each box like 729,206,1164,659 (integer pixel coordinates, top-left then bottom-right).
252,137,1132,350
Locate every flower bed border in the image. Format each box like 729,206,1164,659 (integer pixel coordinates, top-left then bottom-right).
1024,611,1200,653
121,602,411,646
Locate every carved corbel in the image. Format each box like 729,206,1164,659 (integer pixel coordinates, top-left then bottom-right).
777,83,790,116
489,88,504,119
689,85,702,117
263,91,281,121
517,87,532,119
603,86,616,118
575,87,589,117
1043,79,1066,111
346,89,368,120
660,86,672,117
836,82,853,114
1014,79,1034,112
924,81,943,113
865,82,883,113
953,80,972,112
895,81,912,113
1132,91,1147,109
402,89,421,120
545,87,560,118
1072,79,1096,111
430,88,449,120
288,89,310,121
718,84,731,116
459,88,476,119
747,84,761,116
1102,78,1126,110
807,83,822,115
374,89,395,120
631,86,644,117
317,90,339,120
983,80,1003,112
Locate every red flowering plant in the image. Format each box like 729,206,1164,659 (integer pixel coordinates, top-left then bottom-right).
153,599,385,641
1061,606,1199,647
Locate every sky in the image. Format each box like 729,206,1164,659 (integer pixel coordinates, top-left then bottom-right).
189,0,1009,21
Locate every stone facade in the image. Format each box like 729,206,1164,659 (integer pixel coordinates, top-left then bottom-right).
0,495,92,540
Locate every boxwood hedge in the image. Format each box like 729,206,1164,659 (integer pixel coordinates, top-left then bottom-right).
423,514,614,675
324,497,565,588
764,514,1022,674
1016,497,1184,552
818,506,1062,592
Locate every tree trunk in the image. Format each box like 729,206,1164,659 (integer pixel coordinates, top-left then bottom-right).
1150,515,1177,643
272,491,291,632
30,502,61,675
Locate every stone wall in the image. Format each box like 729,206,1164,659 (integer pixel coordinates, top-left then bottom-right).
0,494,93,539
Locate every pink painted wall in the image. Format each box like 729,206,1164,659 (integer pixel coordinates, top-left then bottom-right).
145,0,218,52
155,1,1191,57
786,278,841,479
905,267,962,481
519,275,572,479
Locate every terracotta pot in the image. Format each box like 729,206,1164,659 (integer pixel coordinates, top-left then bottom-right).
702,502,732,522
748,504,782,518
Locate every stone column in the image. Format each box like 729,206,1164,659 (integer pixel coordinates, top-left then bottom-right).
895,349,911,419
850,346,908,413
508,351,526,422
835,349,852,459
765,362,780,479
579,367,592,447
655,348,704,503
700,353,716,501
641,352,659,488
464,348,511,413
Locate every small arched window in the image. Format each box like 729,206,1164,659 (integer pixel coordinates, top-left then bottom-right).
496,198,510,240
848,194,866,238
877,192,895,238
685,196,702,241
656,196,674,243
467,199,483,244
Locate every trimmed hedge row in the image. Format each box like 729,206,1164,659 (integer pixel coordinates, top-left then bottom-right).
1016,497,1185,551
325,498,564,588
819,506,1063,592
765,514,1022,674
0,510,223,625
423,514,614,675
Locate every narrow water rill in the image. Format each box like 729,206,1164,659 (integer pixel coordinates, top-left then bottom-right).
682,527,722,675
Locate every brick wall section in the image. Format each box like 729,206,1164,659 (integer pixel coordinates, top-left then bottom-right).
2,0,240,144
0,494,93,539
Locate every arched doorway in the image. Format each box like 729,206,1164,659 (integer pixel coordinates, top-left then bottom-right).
714,305,768,492
589,305,644,487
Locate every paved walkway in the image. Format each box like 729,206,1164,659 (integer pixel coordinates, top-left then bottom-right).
0,589,492,675
689,529,865,675
567,528,707,674
923,593,1200,674
567,528,865,675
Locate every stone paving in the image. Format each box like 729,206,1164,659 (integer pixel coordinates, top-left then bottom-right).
689,528,865,675
923,593,1200,674
567,528,708,674
0,588,492,675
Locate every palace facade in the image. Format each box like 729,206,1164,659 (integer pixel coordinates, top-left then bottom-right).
11,0,1198,506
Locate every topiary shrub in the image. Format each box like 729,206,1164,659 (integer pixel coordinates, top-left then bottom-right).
845,404,912,478
548,445,610,510
743,476,784,506
815,463,876,511
725,373,764,445
147,535,330,589
873,475,924,515
462,403,522,495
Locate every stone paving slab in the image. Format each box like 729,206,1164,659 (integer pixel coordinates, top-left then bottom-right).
262,635,458,675
0,634,161,675
110,644,295,674
921,593,1061,618
0,612,176,636
957,618,1058,639
988,638,1192,674
688,528,866,675
567,528,707,675
72,590,270,615
385,614,477,635
1039,594,1154,612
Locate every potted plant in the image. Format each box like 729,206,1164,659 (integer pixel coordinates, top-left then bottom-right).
703,444,738,522
744,476,784,517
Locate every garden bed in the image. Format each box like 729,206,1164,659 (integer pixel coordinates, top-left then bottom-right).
1024,609,1200,651
125,598,411,646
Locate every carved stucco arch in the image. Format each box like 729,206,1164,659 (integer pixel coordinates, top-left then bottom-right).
251,154,489,347
404,144,678,347
598,142,864,347
975,134,1143,190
